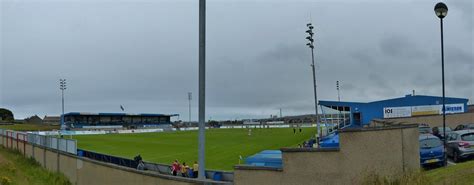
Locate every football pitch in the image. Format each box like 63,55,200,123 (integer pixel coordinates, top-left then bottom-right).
73,128,316,171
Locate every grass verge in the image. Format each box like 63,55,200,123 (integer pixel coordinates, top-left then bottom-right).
0,147,70,185
361,160,474,185
0,124,59,131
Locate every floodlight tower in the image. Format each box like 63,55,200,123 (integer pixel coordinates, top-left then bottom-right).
59,79,66,130
337,81,341,102
306,23,320,146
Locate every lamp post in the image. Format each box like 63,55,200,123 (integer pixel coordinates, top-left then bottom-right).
434,2,448,166
198,0,206,179
59,79,66,131
306,23,320,146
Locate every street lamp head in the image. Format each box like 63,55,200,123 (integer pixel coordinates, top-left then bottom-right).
434,2,448,19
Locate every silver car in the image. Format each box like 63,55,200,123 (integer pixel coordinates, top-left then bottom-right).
446,130,474,162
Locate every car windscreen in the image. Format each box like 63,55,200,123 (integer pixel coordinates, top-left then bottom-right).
461,133,474,141
420,138,442,148
419,127,431,134
439,127,451,132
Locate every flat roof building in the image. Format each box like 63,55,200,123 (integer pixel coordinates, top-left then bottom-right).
319,94,469,127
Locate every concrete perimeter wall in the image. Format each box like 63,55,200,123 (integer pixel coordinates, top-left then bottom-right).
0,135,230,185
385,112,474,128
234,125,419,185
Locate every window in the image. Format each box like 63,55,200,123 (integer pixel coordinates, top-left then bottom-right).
448,134,458,141
420,138,442,148
151,117,160,123
100,116,111,124
110,116,122,125
461,133,474,141
123,116,132,124
132,117,142,124
65,116,73,122
144,117,153,123
75,116,85,124
160,117,169,123
89,116,99,125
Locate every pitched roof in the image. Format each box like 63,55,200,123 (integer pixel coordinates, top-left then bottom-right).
43,116,60,121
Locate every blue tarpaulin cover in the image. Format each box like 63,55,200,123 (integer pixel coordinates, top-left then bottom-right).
245,150,282,168
320,132,340,148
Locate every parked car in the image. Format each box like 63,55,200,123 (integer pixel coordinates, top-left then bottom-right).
454,123,474,131
419,134,445,167
419,124,432,134
446,130,474,162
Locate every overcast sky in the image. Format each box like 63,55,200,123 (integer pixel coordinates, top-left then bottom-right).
1,0,472,120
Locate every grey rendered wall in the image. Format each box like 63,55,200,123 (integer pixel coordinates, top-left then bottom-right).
234,126,419,185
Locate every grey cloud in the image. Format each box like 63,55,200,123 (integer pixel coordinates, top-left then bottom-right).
379,34,427,60
351,50,375,66
256,44,308,64
447,48,473,65
1,1,472,120
448,0,473,29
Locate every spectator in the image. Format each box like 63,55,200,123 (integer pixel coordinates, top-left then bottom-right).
134,154,143,168
193,161,199,178
172,160,180,176
181,162,189,177
307,139,315,148
137,160,145,170
432,127,442,139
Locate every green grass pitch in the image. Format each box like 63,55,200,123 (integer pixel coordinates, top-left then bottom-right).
73,128,316,171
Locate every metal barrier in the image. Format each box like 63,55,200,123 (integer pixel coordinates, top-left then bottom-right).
26,133,77,154
78,149,234,182
77,149,138,169
0,129,25,156
0,129,77,155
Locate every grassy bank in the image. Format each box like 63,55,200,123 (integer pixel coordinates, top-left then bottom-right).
0,124,59,131
362,161,474,185
425,160,474,185
0,147,70,185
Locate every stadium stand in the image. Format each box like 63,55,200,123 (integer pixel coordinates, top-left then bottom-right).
63,112,178,130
